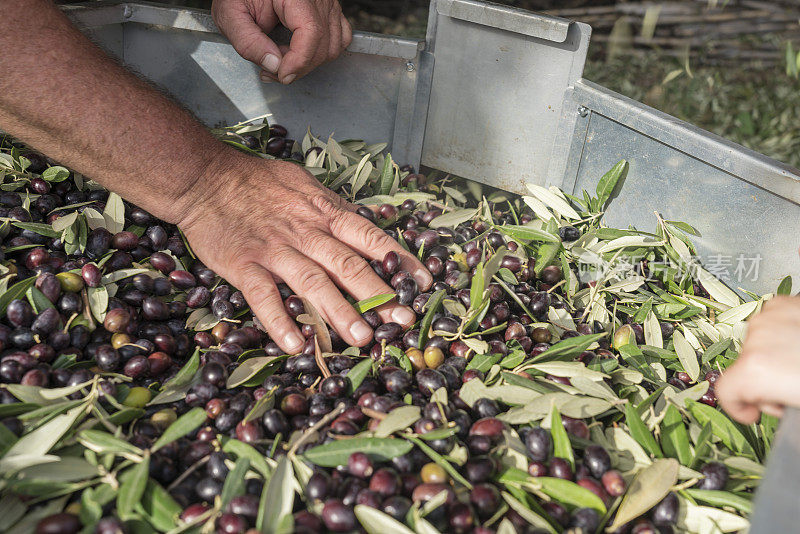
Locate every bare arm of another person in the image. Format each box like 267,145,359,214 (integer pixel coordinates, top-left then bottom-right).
717,296,800,423
0,0,430,354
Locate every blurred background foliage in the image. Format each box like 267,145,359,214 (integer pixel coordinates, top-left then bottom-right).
86,0,800,168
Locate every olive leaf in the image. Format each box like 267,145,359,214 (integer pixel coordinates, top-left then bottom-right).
138,479,181,531
78,430,142,457
536,477,606,513
151,407,207,452
354,505,416,534
501,492,556,533
25,287,55,313
418,289,445,348
681,502,749,533
374,406,421,438
220,457,251,508
595,159,628,207
684,489,752,514
428,207,480,228
116,454,150,520
41,166,70,182
303,438,412,467
777,275,793,296
256,456,296,533
0,276,36,316
87,286,108,323
660,405,692,466
101,192,125,234
221,437,273,479
549,405,574,469
497,224,560,243
525,183,580,220
2,402,88,461
226,356,284,389
346,357,373,394
672,330,699,382
686,400,756,458
11,221,59,238
353,293,396,314
607,459,679,530
300,298,332,353
624,402,663,458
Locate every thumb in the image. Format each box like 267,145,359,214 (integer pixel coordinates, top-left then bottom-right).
214,7,283,74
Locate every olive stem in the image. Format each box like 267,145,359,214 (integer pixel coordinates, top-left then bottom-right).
167,455,210,491
288,402,346,457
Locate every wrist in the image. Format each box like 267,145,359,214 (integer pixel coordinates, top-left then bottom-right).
171,143,253,229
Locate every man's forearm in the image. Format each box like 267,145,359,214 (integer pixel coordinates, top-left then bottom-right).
0,0,238,223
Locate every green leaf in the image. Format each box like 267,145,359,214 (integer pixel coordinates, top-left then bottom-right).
683,489,752,514
374,406,421,438
151,408,207,452
303,438,413,467
355,505,415,534
353,293,396,314
2,402,87,461
102,192,125,234
624,402,663,458
221,437,272,479
11,222,59,238
117,454,150,520
530,333,606,363
148,348,200,405
26,286,55,313
257,456,295,533
673,330,699,381
221,457,251,507
596,159,628,207
0,276,36,316
777,275,792,296
138,479,181,532
41,166,70,182
466,353,502,373
226,356,285,388
497,225,560,243
660,405,692,465
701,338,732,365
537,477,607,513
347,357,373,394
686,400,756,458
78,430,142,457
607,459,679,530
378,153,395,196
549,405,574,469
418,289,445,348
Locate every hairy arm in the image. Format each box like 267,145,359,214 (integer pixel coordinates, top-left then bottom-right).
0,0,430,353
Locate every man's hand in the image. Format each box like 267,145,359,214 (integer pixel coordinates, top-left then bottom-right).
717,296,800,423
212,0,353,84
179,154,432,354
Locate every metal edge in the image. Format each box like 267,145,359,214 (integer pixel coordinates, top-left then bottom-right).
65,1,423,60
436,0,571,42
392,51,435,170
573,79,800,205
544,21,593,189
552,87,592,194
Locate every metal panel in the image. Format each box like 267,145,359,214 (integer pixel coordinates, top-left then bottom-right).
567,85,800,295
421,0,591,193
65,2,428,167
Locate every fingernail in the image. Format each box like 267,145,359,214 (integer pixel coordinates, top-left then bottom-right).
350,321,372,343
284,331,304,352
259,72,274,83
413,268,433,288
261,54,280,73
392,306,416,326
281,74,296,85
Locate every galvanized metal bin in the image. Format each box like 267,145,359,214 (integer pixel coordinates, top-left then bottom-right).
65,0,799,297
